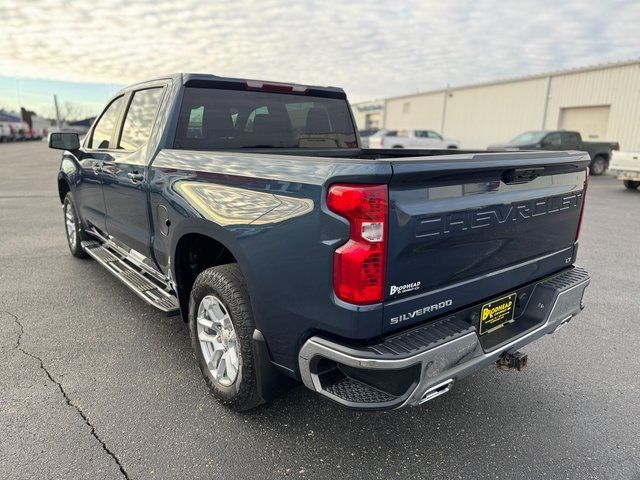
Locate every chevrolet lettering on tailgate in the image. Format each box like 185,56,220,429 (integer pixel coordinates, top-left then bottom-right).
417,193,583,238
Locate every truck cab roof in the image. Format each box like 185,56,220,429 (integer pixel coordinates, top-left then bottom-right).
114,73,346,98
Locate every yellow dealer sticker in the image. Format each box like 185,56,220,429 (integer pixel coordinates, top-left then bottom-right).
479,293,517,336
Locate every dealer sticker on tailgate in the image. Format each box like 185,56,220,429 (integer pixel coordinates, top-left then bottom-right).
479,293,517,335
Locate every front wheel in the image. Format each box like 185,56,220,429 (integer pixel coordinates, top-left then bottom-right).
189,264,263,411
624,180,640,190
590,156,607,176
63,193,88,258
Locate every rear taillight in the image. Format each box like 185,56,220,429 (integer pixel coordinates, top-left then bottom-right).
575,166,589,241
327,184,388,305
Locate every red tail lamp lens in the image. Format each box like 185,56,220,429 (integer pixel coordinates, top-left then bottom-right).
327,184,388,304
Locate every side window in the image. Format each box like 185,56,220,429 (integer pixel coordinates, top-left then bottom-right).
118,88,164,151
185,106,204,138
414,130,428,138
563,132,580,148
544,132,562,147
427,131,443,140
89,96,124,149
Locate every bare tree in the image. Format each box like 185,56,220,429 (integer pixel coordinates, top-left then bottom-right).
60,101,93,123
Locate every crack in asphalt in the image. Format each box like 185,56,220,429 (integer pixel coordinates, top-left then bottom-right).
5,311,130,480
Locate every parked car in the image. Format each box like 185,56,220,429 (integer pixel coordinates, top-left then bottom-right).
49,73,590,411
608,150,640,190
488,130,619,176
0,123,12,142
358,128,379,148
368,129,460,149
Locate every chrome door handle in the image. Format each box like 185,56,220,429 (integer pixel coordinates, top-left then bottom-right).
127,172,144,183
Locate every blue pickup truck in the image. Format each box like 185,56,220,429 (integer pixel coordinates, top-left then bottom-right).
49,73,591,411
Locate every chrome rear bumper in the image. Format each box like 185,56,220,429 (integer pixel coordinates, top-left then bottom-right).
298,267,590,410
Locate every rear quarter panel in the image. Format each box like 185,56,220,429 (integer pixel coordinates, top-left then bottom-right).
148,150,391,371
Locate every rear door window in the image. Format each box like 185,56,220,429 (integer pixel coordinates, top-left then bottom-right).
174,87,357,150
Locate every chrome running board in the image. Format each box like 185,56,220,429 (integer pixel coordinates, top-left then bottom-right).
81,240,180,315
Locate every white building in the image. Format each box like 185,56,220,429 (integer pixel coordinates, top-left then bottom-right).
352,59,640,150
351,100,385,131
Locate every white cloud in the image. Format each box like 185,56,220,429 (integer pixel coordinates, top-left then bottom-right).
0,0,638,101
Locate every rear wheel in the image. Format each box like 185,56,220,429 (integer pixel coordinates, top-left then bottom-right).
590,156,607,176
392,145,404,149
63,193,88,258
189,264,263,411
624,180,640,190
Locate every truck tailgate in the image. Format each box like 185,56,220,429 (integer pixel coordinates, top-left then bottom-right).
383,151,589,332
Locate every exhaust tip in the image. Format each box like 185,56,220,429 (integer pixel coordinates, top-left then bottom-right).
419,378,454,404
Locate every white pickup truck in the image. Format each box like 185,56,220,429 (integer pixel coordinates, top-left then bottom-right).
368,129,460,149
608,151,640,190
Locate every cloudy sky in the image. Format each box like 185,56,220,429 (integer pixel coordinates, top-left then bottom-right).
1,0,638,117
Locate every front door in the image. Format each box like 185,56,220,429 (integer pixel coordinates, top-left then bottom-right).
103,86,165,259
75,95,126,232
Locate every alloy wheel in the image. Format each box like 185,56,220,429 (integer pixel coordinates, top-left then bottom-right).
197,295,241,386
64,202,77,249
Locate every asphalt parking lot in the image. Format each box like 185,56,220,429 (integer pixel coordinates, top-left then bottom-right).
1,141,639,480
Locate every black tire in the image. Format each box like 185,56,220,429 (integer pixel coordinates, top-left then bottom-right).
63,193,89,258
590,156,607,176
447,145,458,149
392,145,404,149
623,180,640,190
189,264,263,411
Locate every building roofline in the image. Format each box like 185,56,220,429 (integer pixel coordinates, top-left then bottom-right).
376,58,640,103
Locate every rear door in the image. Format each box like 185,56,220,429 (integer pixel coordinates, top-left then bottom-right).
76,95,126,232
382,152,589,332
102,85,166,258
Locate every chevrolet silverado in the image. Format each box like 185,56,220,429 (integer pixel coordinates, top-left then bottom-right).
49,73,591,411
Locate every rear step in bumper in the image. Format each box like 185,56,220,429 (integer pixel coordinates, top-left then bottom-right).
298,267,590,410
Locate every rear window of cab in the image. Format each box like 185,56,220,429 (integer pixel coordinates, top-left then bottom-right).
174,87,358,150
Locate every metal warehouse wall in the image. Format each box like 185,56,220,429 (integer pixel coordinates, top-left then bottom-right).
441,78,549,149
544,63,640,151
378,60,640,150
382,93,444,131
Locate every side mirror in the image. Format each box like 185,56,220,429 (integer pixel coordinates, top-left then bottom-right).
49,132,80,151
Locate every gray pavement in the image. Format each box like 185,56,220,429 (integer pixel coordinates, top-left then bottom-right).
1,141,639,479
